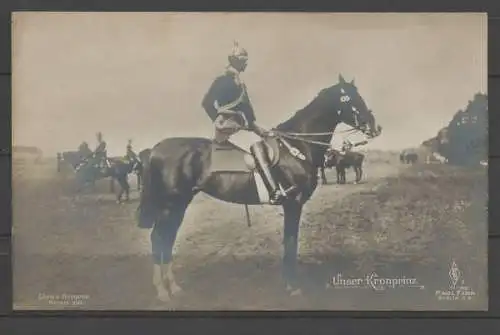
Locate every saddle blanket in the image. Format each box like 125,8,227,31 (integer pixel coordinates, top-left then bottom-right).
210,142,252,172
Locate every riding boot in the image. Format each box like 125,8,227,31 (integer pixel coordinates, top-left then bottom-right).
250,143,285,205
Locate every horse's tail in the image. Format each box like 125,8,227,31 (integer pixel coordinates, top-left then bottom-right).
56,152,61,172
137,153,163,229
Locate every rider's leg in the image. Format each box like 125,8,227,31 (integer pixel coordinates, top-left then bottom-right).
250,142,285,205
213,114,242,145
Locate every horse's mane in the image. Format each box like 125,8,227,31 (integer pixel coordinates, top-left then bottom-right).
275,86,335,131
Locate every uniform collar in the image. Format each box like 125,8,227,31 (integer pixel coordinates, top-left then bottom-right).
225,65,243,85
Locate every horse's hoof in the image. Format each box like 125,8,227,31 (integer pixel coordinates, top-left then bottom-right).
157,290,172,303
286,284,302,296
170,283,184,297
286,283,302,296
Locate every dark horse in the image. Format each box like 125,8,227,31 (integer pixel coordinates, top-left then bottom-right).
320,149,365,185
137,74,382,301
400,150,418,164
109,148,151,193
57,148,92,173
74,156,141,203
137,148,152,189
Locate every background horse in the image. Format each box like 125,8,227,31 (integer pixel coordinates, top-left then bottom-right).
321,149,365,184
74,156,138,203
136,148,152,190
137,74,382,302
108,148,150,193
400,150,418,164
57,148,92,173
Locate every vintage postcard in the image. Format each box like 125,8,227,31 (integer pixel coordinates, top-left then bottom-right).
11,12,487,310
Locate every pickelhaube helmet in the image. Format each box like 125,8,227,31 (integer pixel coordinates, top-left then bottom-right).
229,40,248,61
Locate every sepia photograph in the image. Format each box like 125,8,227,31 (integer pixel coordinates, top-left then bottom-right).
11,12,487,310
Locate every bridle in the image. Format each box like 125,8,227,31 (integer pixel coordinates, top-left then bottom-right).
271,88,375,147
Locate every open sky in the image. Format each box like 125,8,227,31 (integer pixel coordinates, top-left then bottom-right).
12,12,487,156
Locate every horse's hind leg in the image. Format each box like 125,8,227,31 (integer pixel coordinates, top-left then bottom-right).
116,176,130,203
151,198,192,302
357,166,363,183
109,178,115,193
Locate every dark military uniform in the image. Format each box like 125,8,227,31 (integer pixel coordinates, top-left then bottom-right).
78,141,89,153
93,140,108,168
126,144,139,164
78,141,91,163
200,41,288,205
341,140,353,154
202,66,256,143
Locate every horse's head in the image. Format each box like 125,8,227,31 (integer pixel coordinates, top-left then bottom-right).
327,74,382,139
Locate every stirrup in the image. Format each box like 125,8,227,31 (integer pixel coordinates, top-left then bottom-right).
269,185,297,204
269,189,285,205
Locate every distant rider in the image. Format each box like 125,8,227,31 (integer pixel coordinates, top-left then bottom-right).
125,139,139,165
341,139,353,155
93,132,109,169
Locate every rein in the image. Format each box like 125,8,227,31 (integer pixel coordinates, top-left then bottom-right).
273,127,360,147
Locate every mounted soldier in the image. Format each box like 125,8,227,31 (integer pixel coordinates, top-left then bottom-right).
125,139,139,163
77,141,92,162
78,141,90,154
341,139,354,154
124,139,141,175
92,132,109,170
201,41,285,204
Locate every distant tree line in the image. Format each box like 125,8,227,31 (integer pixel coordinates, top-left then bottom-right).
421,92,487,166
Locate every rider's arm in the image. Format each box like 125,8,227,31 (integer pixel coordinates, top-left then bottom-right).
201,76,227,122
240,84,256,127
247,122,269,137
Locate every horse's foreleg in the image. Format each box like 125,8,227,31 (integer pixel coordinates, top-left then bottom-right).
116,183,123,204
353,167,358,184
151,200,190,302
282,202,303,296
109,177,115,193
137,173,141,191
123,176,130,201
320,167,327,185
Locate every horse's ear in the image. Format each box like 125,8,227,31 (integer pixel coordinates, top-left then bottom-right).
338,74,346,84
350,78,355,86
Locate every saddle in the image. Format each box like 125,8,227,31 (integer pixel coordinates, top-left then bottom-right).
209,137,281,173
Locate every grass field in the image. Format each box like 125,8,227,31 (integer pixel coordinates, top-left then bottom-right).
11,151,487,310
